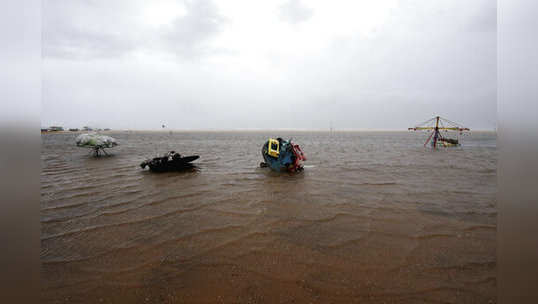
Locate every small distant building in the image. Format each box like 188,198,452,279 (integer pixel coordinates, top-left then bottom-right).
41,128,49,133
104,128,111,131
83,126,93,131
49,126,64,131
69,128,79,132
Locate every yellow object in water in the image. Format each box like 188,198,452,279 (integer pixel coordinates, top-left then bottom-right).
268,138,280,158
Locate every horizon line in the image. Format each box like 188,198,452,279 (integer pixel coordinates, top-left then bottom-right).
43,128,496,132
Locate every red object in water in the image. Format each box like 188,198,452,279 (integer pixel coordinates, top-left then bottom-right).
291,144,306,172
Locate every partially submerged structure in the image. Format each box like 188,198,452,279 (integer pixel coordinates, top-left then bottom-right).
140,151,199,172
76,133,118,156
409,116,470,148
260,138,306,172
49,126,64,132
41,126,64,132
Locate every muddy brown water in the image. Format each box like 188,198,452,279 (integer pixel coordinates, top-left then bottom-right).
41,131,497,303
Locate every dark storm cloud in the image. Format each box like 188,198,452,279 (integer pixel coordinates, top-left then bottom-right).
278,0,314,24
43,0,139,59
164,0,226,58
41,1,497,130
43,0,225,60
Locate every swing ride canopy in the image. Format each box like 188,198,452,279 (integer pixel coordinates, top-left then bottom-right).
408,116,470,132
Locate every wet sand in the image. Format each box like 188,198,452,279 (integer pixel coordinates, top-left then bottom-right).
41,131,496,303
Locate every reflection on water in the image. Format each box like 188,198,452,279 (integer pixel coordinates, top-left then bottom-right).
41,131,496,303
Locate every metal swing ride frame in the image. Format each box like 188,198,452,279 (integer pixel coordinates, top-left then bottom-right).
408,116,470,148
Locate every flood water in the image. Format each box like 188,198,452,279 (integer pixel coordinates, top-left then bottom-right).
41,131,497,303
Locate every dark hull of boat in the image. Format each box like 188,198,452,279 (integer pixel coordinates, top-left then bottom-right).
147,162,197,172
141,155,199,172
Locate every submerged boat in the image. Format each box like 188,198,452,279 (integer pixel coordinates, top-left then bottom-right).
260,138,306,172
140,151,199,172
437,137,460,147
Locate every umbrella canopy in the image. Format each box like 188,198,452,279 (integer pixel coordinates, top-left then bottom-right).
76,133,118,149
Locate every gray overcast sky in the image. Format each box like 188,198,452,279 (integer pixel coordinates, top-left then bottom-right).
41,0,496,130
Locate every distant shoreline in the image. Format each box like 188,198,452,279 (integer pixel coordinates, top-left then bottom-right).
40,129,497,133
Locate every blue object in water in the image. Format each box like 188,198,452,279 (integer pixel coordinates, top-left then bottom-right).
260,138,305,172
